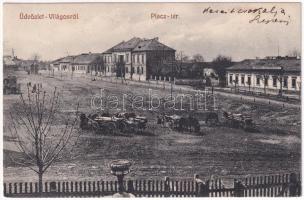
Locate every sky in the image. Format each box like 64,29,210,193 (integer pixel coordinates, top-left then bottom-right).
3,2,301,61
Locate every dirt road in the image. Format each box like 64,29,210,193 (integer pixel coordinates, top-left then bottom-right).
3,72,301,183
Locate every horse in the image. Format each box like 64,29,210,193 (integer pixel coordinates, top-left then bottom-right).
179,116,200,132
79,113,89,129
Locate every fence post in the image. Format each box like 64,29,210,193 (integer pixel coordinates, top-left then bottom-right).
289,173,301,196
196,180,209,197
164,177,170,197
4,183,7,196
234,179,245,197
127,180,134,194
14,183,17,194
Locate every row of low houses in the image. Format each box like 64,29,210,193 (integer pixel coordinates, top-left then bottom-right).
4,55,47,75
51,37,176,81
226,57,301,94
50,37,301,94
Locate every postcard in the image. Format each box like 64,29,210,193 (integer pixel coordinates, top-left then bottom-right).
3,1,301,197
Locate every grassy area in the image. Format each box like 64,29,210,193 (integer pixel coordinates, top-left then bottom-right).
3,71,301,183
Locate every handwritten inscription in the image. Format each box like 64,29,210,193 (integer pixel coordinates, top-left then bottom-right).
202,6,291,25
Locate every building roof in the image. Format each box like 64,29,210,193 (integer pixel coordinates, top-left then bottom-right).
52,53,102,65
227,58,301,73
113,37,142,51
3,56,16,66
103,37,175,53
59,56,75,63
72,53,102,65
133,38,175,52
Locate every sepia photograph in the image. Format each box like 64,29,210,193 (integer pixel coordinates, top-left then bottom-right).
2,1,302,197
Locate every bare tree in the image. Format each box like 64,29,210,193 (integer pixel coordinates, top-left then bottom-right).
174,51,189,78
9,85,79,194
212,55,232,87
31,53,41,62
192,53,204,62
29,53,41,74
288,49,301,58
261,74,269,94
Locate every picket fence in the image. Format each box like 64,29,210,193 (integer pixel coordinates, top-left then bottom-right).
4,173,301,197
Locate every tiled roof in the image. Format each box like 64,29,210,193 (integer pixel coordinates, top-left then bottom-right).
133,38,175,52
103,37,175,53
3,56,16,66
52,53,102,65
72,53,102,65
59,56,75,63
227,58,301,72
113,37,142,51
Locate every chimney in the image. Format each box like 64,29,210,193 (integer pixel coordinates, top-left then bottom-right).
153,37,159,41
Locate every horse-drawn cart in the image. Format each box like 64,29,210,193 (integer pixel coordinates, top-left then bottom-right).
223,111,254,131
80,112,148,134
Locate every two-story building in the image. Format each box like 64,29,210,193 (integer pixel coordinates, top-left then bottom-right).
226,56,301,95
102,37,176,81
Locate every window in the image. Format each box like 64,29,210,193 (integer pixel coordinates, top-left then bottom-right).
292,77,297,88
137,55,139,63
283,77,288,88
141,67,144,74
235,75,239,84
126,54,129,63
141,54,144,64
229,74,233,84
126,67,129,73
256,76,260,85
273,76,277,87
247,76,251,85
264,77,268,86
241,76,245,84
137,67,140,74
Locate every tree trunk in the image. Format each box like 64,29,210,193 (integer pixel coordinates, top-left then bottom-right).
38,170,43,194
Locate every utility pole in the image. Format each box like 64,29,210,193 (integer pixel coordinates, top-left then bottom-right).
171,53,174,100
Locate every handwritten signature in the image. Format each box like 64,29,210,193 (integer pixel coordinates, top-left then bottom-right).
202,6,291,26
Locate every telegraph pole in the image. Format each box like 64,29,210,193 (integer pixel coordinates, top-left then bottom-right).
171,54,174,100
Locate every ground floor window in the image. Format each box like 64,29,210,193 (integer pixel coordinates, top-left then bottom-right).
229,74,233,84
235,75,239,84
141,67,144,74
264,77,268,86
247,76,251,85
292,77,297,88
126,67,129,73
256,76,260,85
137,66,140,74
241,76,245,84
283,76,288,88
273,76,277,87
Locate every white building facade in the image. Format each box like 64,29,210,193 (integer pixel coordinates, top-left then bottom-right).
226,57,301,94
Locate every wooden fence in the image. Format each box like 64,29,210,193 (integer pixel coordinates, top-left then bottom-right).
4,173,301,197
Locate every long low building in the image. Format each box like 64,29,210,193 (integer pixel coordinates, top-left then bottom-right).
226,56,301,94
50,53,103,75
